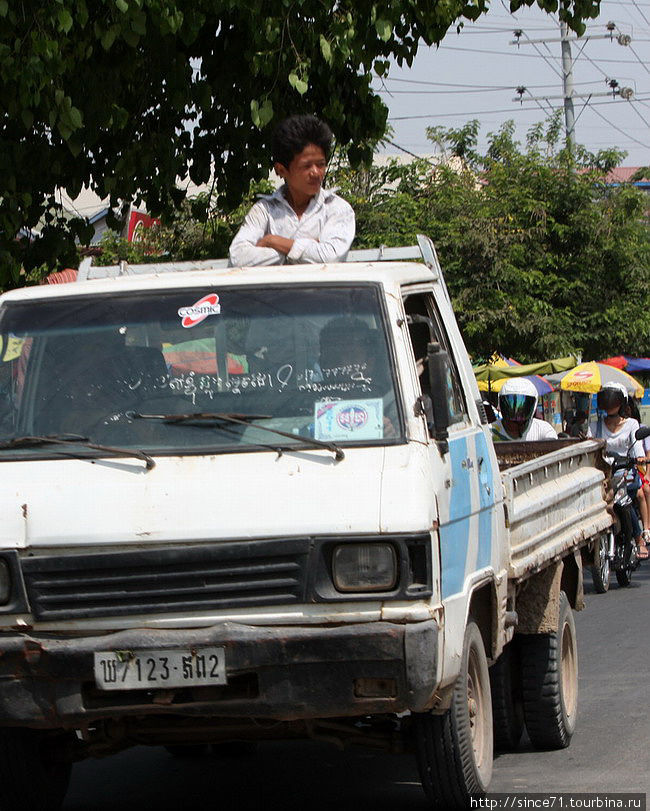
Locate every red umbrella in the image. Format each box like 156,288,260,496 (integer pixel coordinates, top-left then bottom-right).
599,356,627,369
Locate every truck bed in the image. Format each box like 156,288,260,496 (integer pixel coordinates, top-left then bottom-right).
494,439,611,580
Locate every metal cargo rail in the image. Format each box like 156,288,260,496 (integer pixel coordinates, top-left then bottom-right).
496,439,611,580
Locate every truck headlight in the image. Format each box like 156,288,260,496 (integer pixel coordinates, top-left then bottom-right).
0,559,10,605
332,543,397,592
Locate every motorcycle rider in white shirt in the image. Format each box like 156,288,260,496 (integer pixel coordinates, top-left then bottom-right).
491,378,557,442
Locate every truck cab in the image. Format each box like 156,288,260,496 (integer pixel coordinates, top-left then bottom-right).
0,240,608,810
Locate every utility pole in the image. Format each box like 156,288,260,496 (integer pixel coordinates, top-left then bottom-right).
560,20,576,148
510,22,633,149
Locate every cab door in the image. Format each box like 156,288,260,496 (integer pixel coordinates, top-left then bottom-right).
402,288,497,601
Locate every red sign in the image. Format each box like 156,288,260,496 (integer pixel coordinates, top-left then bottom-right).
127,209,160,242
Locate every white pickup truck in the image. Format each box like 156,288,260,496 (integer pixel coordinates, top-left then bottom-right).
0,237,611,810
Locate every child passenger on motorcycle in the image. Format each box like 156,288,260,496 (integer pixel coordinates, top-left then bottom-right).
589,382,649,559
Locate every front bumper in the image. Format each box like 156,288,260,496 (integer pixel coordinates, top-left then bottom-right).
0,620,439,728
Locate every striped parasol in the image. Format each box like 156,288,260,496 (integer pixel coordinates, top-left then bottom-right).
546,361,643,398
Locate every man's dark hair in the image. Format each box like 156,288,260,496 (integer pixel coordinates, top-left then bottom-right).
272,115,333,168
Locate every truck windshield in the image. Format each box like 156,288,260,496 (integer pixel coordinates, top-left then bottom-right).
0,284,401,457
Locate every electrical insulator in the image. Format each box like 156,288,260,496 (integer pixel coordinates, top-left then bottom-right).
619,86,634,100
617,33,632,46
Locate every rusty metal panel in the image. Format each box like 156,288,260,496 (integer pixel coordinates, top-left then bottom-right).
498,440,612,580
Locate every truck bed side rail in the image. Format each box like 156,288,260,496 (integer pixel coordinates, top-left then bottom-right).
497,439,611,580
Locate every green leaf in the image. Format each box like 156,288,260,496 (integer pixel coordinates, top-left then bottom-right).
250,99,260,128
57,8,73,33
375,19,392,41
123,28,140,47
116,0,129,11
319,35,332,65
0,1,7,16
101,27,117,50
258,98,273,127
69,106,82,129
57,120,72,141
289,73,308,95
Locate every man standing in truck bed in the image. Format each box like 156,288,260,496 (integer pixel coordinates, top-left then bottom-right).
228,115,355,266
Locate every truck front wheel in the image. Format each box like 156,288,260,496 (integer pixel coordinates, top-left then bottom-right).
0,728,72,811
413,620,493,808
520,590,578,749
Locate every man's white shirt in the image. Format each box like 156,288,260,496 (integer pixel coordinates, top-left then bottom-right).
491,417,557,442
228,185,355,267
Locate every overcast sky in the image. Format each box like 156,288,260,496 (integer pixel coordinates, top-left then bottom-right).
374,0,650,166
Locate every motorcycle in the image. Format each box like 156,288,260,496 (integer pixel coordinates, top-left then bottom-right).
591,424,650,591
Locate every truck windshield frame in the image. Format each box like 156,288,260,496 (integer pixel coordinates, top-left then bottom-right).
0,282,404,459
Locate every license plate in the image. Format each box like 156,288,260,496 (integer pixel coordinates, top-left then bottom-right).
94,647,226,690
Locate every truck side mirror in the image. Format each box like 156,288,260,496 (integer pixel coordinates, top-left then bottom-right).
427,341,452,455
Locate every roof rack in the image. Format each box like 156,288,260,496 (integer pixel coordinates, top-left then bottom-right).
77,234,443,281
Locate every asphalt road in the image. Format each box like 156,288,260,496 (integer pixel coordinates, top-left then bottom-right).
63,565,650,809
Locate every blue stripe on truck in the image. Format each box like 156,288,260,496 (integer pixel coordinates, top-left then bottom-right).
440,436,471,599
475,430,495,570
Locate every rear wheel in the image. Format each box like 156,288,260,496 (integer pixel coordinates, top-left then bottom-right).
0,728,73,811
590,534,610,593
615,539,635,587
520,591,578,750
489,643,524,751
414,620,493,808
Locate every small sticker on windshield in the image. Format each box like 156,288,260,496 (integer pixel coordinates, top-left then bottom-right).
178,294,222,328
314,399,384,441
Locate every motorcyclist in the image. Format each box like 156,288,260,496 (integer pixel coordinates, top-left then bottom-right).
589,381,649,559
491,377,557,442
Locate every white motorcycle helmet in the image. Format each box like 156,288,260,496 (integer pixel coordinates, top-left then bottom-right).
498,378,539,435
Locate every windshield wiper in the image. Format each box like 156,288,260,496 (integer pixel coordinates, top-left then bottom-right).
132,412,345,462
0,434,155,471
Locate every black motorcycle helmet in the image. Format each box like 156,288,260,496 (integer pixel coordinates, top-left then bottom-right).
596,382,627,414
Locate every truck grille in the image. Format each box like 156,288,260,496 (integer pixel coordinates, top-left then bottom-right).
21,539,311,621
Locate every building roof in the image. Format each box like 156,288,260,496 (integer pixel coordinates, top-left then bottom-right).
599,166,650,186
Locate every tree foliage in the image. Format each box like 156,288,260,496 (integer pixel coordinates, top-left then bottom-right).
92,179,274,265
1,0,601,284
333,117,650,362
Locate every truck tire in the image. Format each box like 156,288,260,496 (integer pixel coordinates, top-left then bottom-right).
520,591,578,750
211,742,258,756
489,643,524,751
413,620,493,808
0,728,72,811
590,534,610,593
165,744,208,757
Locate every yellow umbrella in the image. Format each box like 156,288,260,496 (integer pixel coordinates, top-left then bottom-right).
550,361,643,398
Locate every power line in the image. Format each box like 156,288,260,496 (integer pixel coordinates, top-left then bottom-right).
380,76,607,90
626,99,650,127
629,44,650,73
383,139,438,165
588,102,650,147
377,87,511,95
630,0,650,25
388,97,650,121
438,44,650,66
